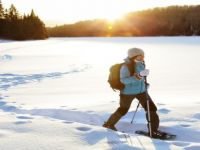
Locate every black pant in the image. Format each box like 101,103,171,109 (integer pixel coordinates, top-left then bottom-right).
106,92,159,132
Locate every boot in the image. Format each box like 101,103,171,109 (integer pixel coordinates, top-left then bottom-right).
102,111,122,131
150,130,167,139
103,122,117,131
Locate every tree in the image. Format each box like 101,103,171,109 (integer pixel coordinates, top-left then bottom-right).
4,8,9,19
30,9,36,18
8,4,19,20
0,0,4,19
20,9,48,40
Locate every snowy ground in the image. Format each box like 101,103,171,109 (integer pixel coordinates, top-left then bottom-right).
0,37,200,150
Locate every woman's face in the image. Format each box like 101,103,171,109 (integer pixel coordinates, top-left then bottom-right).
135,55,144,61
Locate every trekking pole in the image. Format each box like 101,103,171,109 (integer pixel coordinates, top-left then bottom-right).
145,76,152,138
131,101,140,124
142,61,152,138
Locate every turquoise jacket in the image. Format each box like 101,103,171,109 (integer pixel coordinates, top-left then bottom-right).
120,58,146,95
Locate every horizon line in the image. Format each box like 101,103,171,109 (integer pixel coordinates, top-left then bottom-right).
45,4,199,27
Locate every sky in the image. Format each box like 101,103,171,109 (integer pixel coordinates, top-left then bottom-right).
2,0,200,27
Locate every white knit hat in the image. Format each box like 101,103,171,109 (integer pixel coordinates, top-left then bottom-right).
127,48,144,59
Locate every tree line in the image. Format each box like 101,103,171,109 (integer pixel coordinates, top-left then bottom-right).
0,1,48,40
48,5,200,37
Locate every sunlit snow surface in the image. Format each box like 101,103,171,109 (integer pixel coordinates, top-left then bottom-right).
0,37,200,150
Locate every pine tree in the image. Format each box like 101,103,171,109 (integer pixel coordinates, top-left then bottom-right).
0,0,4,19
8,4,19,20
4,8,9,19
30,9,36,18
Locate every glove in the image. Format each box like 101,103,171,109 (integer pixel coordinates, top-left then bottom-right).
139,69,149,77
134,73,142,80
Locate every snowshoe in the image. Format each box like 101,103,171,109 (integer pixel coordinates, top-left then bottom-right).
135,130,176,140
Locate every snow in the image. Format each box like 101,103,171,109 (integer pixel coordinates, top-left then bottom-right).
0,37,200,150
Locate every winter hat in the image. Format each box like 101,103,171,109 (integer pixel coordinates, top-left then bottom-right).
127,48,144,59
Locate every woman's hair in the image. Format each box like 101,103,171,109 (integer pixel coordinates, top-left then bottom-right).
127,56,137,75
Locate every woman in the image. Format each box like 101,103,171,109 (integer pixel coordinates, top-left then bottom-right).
103,48,162,138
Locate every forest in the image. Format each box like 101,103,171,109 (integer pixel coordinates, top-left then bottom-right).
48,5,200,37
0,0,47,40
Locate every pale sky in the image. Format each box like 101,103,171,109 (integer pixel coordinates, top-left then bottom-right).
2,0,200,27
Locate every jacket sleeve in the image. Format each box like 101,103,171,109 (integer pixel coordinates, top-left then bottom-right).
120,65,138,84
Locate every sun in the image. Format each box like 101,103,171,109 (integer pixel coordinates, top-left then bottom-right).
103,11,126,23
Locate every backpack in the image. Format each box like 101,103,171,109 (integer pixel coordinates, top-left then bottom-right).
108,63,134,91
